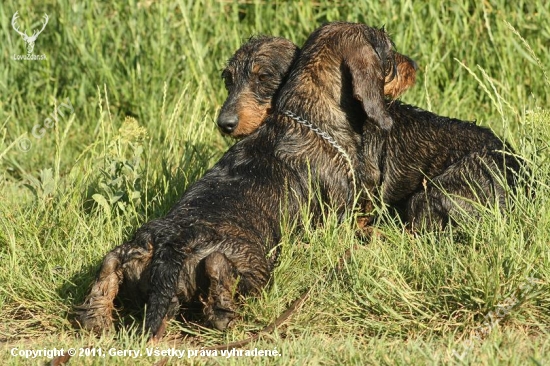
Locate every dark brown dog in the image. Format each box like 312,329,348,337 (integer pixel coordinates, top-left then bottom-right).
76,22,416,339
216,35,525,230
217,36,300,137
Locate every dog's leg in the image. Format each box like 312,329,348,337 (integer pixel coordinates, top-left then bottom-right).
202,251,238,330
144,240,186,339
355,198,378,239
117,240,154,307
76,244,127,333
406,152,518,230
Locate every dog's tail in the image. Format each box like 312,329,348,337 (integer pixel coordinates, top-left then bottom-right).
143,224,187,340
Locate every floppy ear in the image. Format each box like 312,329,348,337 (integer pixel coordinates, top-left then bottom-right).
345,45,393,130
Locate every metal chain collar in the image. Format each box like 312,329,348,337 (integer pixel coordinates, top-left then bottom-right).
281,109,358,206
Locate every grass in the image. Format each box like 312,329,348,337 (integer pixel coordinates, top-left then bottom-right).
1,0,549,364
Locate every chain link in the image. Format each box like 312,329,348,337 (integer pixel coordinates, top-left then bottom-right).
282,110,357,206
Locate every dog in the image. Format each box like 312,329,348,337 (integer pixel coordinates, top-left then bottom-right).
76,22,417,340
215,35,525,231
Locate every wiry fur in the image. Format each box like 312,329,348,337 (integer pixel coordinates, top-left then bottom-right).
360,102,524,229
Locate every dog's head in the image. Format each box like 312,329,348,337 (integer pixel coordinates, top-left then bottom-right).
217,36,300,137
277,22,417,131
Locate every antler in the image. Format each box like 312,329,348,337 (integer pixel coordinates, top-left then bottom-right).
11,11,29,39
11,12,49,41
31,14,49,39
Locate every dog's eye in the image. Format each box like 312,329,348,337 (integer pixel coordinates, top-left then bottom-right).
384,61,395,79
222,70,233,89
257,72,272,83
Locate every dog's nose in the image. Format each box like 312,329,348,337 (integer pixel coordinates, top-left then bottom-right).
217,114,239,134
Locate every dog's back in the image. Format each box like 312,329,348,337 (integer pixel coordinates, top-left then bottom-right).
371,101,520,204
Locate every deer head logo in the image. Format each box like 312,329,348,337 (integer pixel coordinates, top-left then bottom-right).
11,11,49,55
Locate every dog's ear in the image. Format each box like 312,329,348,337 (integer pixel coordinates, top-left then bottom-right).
345,44,393,130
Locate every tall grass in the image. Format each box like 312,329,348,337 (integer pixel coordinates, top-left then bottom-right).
0,1,548,364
